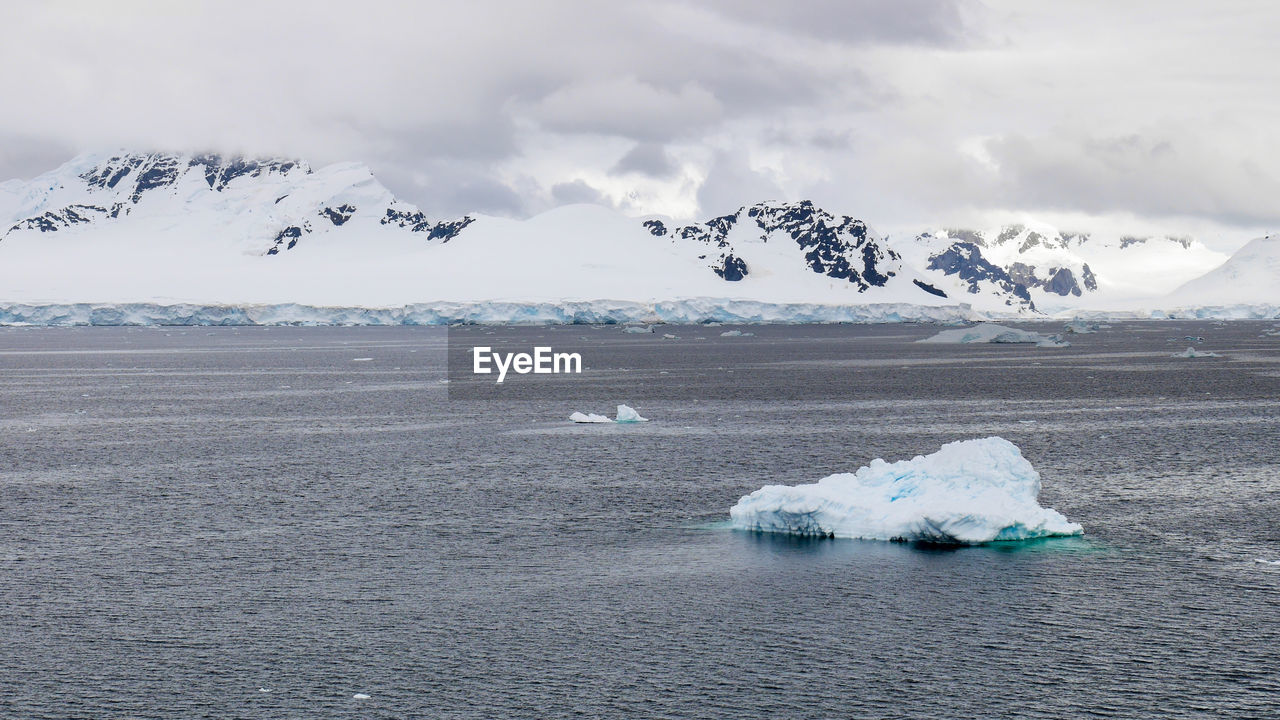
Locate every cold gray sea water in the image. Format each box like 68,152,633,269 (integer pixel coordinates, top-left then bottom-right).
2,321,1278,719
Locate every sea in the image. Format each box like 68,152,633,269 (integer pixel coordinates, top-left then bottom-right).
1,321,1278,719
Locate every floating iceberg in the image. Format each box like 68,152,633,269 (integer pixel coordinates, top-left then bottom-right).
623,325,654,334
1172,347,1221,358
615,404,649,423
729,437,1082,544
1063,321,1099,334
570,405,649,423
919,323,1069,347
719,330,754,337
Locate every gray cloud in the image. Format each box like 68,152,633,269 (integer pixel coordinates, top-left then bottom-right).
698,0,975,45
2,0,1277,242
979,132,1280,228
696,150,785,217
610,142,679,178
0,134,76,181
550,179,608,205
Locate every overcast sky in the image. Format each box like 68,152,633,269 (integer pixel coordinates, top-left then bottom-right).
2,0,1276,247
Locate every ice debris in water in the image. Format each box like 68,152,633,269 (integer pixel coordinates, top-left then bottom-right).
623,325,654,334
918,323,1069,347
1063,321,1099,334
570,404,649,423
353,693,371,700
1172,347,1221,358
730,437,1082,544
615,404,648,423
719,330,755,337
1254,559,1280,566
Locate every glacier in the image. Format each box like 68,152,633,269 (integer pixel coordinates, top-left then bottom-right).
729,437,1083,544
0,300,986,327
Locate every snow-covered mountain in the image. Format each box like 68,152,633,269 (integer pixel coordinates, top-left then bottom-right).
1166,234,1280,306
0,151,1263,320
904,224,1228,312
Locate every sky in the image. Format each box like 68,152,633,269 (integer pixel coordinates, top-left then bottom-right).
1,0,1277,249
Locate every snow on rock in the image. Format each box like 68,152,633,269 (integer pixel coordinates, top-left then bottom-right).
729,437,1082,544
918,323,1070,347
1172,347,1221,358
615,404,648,423
570,412,612,424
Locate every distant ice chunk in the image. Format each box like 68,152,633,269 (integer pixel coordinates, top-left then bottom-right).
623,325,653,334
615,404,649,423
570,411,612,423
919,323,1069,347
719,330,755,337
1172,347,1221,358
352,693,371,700
1063,321,1098,334
730,437,1082,544
1255,559,1280,566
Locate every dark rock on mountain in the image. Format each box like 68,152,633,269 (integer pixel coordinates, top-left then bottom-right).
320,204,356,226
658,201,898,290
927,242,1034,309
426,217,474,242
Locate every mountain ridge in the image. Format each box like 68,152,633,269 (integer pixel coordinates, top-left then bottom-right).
0,151,1259,315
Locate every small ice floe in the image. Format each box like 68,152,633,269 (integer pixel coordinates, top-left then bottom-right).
1255,559,1280,566
919,323,1069,347
662,333,679,339
615,404,649,423
352,693,371,700
570,404,650,423
1063,321,1099,334
720,330,754,337
1184,336,1204,342
257,688,271,693
1172,347,1221,358
623,325,653,334
352,357,373,362
730,437,1082,544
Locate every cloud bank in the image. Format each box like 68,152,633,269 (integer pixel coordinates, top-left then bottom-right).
1,0,1275,247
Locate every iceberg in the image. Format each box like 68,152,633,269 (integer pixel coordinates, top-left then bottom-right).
615,404,649,423
570,411,612,423
1172,347,1221,358
729,437,1082,544
919,323,1070,347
